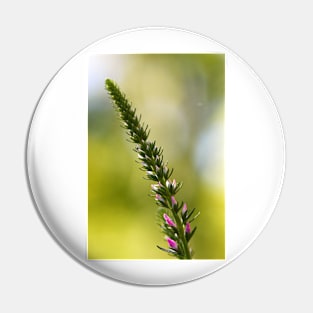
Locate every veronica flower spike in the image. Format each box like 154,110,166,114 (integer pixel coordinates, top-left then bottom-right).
105,79,200,259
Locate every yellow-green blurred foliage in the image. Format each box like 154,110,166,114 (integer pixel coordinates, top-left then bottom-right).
88,54,224,259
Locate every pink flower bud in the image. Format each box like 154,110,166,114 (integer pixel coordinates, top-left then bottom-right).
172,179,177,188
171,196,177,207
185,222,191,234
167,238,178,250
182,203,188,215
163,213,176,227
155,194,163,202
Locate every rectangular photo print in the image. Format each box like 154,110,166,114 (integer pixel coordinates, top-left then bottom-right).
88,54,225,259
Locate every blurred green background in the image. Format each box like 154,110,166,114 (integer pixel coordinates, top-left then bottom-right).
88,54,224,259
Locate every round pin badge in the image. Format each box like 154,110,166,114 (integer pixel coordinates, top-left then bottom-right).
27,27,285,285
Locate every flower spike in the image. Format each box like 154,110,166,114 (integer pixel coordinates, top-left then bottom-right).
105,79,199,259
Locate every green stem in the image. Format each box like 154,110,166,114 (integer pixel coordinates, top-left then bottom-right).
172,211,191,259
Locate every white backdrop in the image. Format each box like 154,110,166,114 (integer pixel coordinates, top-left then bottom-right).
0,0,312,312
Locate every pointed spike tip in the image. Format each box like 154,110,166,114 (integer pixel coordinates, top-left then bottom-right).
105,78,114,88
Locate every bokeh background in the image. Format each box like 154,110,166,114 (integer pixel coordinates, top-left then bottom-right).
88,54,224,259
